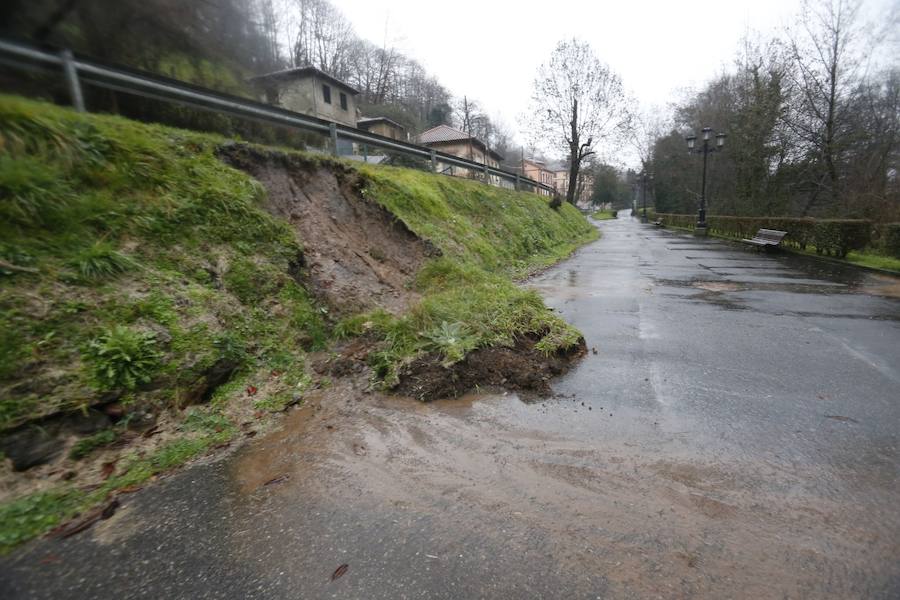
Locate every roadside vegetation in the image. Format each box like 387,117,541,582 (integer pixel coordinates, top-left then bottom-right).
0,95,596,551
591,209,617,220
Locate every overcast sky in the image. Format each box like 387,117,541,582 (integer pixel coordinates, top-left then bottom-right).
330,0,896,155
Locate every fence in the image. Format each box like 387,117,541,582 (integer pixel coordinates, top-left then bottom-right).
0,38,554,195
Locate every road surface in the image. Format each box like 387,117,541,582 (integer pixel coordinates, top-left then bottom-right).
3,211,899,599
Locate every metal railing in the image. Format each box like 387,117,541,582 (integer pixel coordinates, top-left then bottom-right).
0,38,554,195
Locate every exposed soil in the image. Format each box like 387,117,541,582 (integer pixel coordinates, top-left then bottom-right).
219,144,435,315
394,334,587,401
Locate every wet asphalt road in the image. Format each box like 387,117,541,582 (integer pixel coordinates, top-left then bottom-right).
3,211,900,599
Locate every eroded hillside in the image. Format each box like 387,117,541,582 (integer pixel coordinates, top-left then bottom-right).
0,95,596,550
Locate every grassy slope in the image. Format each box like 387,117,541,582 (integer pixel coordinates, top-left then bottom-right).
591,210,617,220
0,96,596,550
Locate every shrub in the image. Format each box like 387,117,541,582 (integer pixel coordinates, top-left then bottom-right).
654,213,872,257
85,326,161,391
876,223,900,258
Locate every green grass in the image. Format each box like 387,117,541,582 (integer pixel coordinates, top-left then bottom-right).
591,210,617,220
0,94,326,430
350,164,597,382
0,94,597,551
844,251,900,273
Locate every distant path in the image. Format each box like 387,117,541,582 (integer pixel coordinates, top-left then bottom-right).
3,210,900,599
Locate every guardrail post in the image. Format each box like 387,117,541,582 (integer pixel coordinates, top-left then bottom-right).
514,174,520,191
430,149,436,172
483,162,488,183
60,49,85,112
363,143,368,163
329,122,338,156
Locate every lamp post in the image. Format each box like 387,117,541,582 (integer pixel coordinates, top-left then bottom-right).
685,127,725,234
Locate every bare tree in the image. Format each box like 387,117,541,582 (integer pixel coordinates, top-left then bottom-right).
528,39,631,204
786,0,865,214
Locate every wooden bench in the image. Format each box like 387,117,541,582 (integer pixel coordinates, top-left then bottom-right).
741,228,787,251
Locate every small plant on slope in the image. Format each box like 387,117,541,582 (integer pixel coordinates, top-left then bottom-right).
423,321,479,367
85,326,161,391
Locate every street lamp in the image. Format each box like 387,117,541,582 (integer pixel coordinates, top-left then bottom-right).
685,127,726,233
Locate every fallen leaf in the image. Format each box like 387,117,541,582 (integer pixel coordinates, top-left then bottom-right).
331,563,349,581
39,554,61,565
117,484,143,494
100,461,116,480
142,425,162,438
100,499,120,520
49,499,120,539
263,474,289,487
246,385,258,396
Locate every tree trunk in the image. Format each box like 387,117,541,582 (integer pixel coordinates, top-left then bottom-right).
566,98,579,204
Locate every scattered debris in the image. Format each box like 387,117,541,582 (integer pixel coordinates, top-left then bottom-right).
48,499,120,539
263,474,290,487
331,563,349,581
824,415,859,424
246,386,258,396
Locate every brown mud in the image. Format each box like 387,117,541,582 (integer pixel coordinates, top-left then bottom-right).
394,333,587,401
219,144,435,315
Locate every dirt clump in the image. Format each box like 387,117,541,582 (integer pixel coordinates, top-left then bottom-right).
219,144,436,315
394,334,587,401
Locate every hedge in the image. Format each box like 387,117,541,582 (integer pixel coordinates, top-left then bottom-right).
873,223,900,258
651,213,873,258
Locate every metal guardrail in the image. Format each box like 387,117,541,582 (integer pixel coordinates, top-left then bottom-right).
0,38,554,194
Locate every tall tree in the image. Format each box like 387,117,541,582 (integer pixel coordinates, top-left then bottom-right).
786,0,865,214
527,39,631,204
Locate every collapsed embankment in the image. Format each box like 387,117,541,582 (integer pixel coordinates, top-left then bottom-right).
0,95,596,549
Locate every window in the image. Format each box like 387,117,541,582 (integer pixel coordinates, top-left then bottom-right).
322,84,331,104
339,92,348,110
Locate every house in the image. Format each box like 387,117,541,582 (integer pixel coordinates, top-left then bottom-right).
357,117,406,141
418,124,503,184
249,66,360,129
546,163,593,205
521,159,556,196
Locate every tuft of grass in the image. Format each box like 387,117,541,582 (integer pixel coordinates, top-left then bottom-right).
84,326,162,391
66,242,137,282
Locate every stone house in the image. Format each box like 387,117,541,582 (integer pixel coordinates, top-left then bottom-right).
418,125,503,185
357,117,407,141
249,66,360,128
522,159,556,196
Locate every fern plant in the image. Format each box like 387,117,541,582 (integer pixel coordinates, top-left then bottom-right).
86,326,161,391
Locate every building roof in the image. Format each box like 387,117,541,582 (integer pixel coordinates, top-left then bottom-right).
418,125,504,161
357,116,405,130
249,66,359,95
